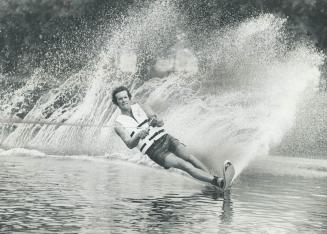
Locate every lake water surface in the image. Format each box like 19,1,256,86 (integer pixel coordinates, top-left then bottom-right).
0,153,326,233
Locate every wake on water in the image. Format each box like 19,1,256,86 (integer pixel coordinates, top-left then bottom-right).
0,1,325,179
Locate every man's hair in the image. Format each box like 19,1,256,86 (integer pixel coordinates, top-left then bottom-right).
111,86,132,105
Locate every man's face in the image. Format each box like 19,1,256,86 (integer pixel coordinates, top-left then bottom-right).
115,90,131,111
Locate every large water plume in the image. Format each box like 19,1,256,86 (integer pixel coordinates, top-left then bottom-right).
0,1,324,177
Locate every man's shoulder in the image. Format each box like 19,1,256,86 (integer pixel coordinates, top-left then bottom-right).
114,119,122,128
113,121,124,135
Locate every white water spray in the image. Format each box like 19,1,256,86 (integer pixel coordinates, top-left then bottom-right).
0,2,324,178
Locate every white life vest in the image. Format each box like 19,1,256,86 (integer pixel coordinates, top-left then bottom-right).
115,104,166,154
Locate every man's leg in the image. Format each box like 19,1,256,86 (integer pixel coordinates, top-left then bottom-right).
163,153,216,184
173,143,210,173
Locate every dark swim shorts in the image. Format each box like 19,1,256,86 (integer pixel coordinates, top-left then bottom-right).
145,134,183,169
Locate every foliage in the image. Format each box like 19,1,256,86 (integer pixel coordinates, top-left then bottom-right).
0,0,326,87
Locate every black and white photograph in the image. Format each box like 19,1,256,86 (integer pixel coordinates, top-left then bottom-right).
0,0,326,233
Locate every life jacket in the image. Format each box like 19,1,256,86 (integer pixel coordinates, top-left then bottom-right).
115,103,166,154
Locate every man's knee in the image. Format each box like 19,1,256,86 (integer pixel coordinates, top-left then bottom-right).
176,160,194,172
165,155,191,170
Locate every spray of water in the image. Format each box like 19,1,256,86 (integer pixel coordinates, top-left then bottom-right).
0,1,324,177
159,15,324,176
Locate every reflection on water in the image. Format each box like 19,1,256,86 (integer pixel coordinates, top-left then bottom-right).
121,188,233,233
0,154,326,233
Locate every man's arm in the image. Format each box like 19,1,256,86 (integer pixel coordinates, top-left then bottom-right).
114,123,149,149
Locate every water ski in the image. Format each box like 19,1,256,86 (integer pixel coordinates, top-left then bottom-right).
214,160,235,192
222,160,235,191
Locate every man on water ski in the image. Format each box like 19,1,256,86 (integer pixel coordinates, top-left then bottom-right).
112,86,228,189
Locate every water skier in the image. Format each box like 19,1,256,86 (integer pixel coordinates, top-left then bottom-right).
112,86,230,189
